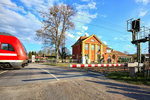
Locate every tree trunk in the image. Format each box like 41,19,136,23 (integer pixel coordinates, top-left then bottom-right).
55,48,59,63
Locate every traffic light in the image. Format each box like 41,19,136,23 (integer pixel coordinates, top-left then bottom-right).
132,19,140,32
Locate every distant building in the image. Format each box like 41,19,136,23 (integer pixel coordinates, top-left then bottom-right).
72,34,132,64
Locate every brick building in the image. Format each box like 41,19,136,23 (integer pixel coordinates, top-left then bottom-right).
72,34,132,64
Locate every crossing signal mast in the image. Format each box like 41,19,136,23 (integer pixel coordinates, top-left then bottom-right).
127,18,150,72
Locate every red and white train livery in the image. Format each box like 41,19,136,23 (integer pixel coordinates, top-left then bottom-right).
0,32,28,69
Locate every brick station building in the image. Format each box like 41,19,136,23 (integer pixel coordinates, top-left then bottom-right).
72,34,132,64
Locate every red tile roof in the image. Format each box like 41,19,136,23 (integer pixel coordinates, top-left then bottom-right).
112,51,127,56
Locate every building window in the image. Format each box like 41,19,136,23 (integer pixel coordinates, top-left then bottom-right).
91,39,95,42
85,44,88,50
91,45,94,50
97,46,100,51
1,43,15,51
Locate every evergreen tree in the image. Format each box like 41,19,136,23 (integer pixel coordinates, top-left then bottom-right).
28,51,32,59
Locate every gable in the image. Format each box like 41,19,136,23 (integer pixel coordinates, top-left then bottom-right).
83,34,104,45
84,36,100,44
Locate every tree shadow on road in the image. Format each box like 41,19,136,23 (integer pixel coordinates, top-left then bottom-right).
86,80,150,100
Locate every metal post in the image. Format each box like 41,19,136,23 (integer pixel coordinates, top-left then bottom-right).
148,34,150,78
137,42,141,72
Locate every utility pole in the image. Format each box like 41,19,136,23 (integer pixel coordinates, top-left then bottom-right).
149,34,150,78
137,42,141,63
137,42,141,72
127,18,149,73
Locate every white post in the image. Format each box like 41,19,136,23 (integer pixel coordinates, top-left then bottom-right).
32,55,35,63
82,56,86,64
88,59,90,64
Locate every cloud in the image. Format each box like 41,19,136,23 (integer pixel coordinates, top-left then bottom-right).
74,1,97,10
135,0,149,5
76,32,82,35
103,41,107,45
73,11,97,31
123,44,136,54
0,0,43,44
0,0,26,13
0,0,98,51
21,0,57,11
74,11,97,24
82,26,88,30
21,0,44,8
85,32,89,36
98,36,102,39
81,0,90,2
72,0,97,34
76,36,80,40
114,37,118,40
66,33,75,38
114,35,131,41
88,2,97,9
139,10,148,17
101,14,107,18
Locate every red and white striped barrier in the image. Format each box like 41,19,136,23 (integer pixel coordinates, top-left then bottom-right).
70,64,127,68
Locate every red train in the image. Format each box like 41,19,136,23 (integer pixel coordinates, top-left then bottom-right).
0,32,28,69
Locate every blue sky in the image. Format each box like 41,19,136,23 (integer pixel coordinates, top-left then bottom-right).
0,0,150,54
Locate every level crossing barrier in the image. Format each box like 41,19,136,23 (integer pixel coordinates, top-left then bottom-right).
70,64,127,68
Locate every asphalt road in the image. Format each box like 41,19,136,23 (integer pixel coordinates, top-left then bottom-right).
0,63,105,87
0,63,150,100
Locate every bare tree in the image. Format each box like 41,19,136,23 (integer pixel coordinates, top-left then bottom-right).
36,4,75,62
59,47,71,61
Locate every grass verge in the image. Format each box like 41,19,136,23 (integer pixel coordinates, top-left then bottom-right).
43,63,71,67
106,72,150,86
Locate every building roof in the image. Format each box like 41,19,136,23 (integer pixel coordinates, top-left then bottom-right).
71,36,88,47
112,51,132,58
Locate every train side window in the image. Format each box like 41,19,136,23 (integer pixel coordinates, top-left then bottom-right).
1,43,8,50
1,43,15,51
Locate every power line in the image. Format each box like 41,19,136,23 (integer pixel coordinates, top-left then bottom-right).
0,18,128,36
74,20,128,34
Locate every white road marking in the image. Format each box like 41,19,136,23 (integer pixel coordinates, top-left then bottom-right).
0,70,8,74
40,68,59,81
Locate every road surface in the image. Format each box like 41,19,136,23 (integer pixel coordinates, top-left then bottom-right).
0,63,150,100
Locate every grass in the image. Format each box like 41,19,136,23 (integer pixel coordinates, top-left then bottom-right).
43,63,71,67
106,72,150,86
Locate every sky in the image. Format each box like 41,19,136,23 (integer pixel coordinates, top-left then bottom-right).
0,0,150,54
